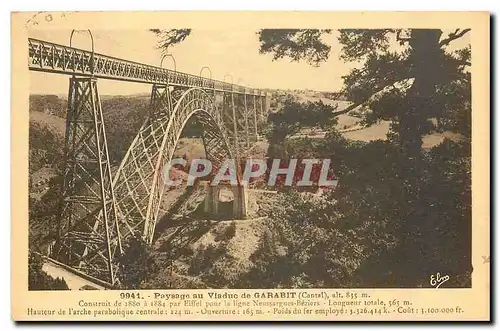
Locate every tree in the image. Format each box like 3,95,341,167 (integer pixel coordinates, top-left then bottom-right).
258,28,472,282
152,28,471,144
151,28,473,286
266,99,338,143
29,122,65,174
258,29,333,66
29,252,69,290
29,95,66,118
150,29,192,53
259,29,471,148
117,236,150,289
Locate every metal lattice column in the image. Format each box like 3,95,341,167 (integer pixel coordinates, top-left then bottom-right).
54,77,121,285
232,94,249,152
260,95,265,122
220,91,239,156
252,95,258,141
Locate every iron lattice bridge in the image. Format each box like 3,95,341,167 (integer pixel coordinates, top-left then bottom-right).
28,36,271,287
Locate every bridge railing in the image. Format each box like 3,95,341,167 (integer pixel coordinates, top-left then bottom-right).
28,38,267,96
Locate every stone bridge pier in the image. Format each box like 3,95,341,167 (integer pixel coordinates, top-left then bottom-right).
203,182,248,219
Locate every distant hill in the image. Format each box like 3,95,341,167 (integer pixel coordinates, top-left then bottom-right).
100,93,150,100
29,95,67,118
29,111,66,136
281,91,465,148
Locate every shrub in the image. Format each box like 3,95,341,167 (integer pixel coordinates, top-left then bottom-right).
28,252,69,291
117,236,150,289
213,222,236,242
188,244,225,276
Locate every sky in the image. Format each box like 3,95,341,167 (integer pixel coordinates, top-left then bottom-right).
29,29,470,96
28,29,356,95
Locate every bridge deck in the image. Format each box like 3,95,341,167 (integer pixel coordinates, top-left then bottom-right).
28,38,266,96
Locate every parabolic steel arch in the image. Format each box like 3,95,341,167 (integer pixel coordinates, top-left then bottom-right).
112,87,235,245
55,85,236,285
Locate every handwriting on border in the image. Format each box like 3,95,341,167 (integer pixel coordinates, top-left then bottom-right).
25,12,71,29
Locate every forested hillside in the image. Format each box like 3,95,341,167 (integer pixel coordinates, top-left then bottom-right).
28,94,149,251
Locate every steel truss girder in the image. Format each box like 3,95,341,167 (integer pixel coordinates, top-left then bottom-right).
28,38,267,96
54,77,121,285
219,92,238,154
